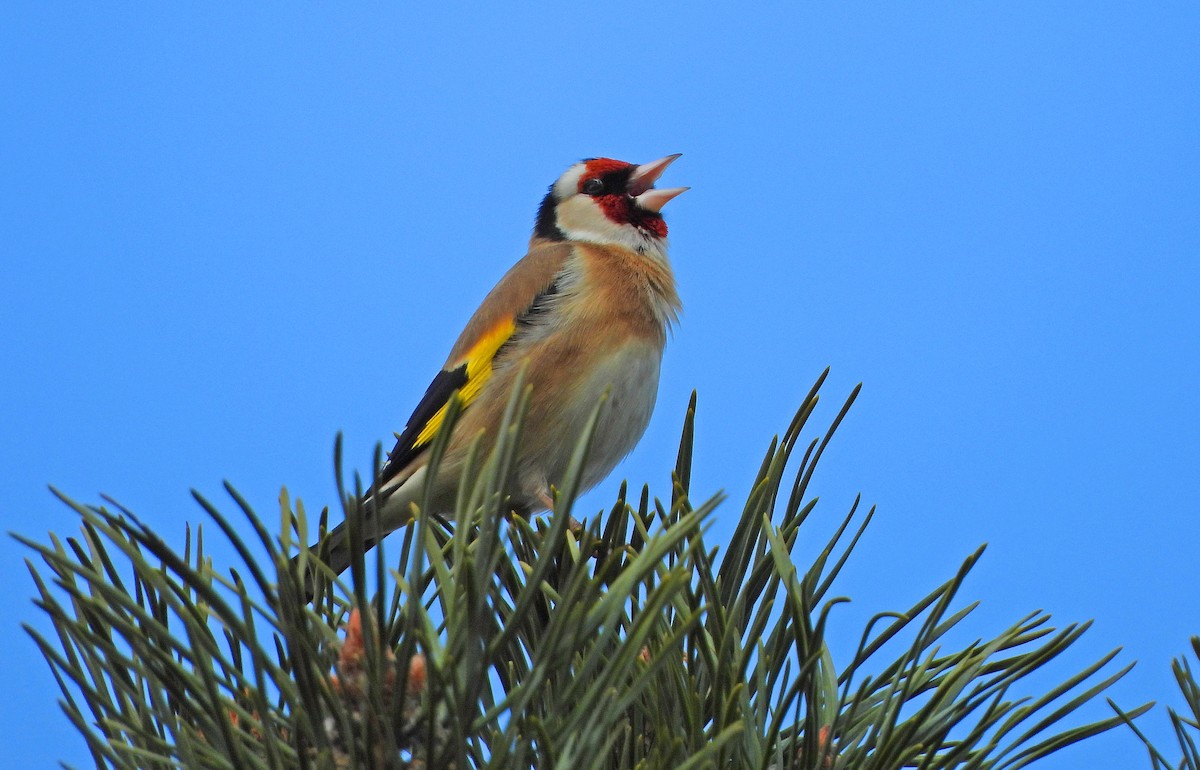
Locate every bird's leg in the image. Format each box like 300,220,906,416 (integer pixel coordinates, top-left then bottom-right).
541,488,584,536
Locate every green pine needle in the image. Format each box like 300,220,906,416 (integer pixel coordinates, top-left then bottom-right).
17,375,1154,769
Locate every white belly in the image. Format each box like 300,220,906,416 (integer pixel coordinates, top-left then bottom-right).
521,342,662,498
579,344,662,489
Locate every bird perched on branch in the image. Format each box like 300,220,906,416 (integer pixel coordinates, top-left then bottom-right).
312,154,686,578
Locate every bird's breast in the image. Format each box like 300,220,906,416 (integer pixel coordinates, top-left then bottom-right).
569,242,681,333
495,241,678,506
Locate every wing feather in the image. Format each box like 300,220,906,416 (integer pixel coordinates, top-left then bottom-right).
374,241,572,491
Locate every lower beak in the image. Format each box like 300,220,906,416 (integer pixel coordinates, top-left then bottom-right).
633,186,689,213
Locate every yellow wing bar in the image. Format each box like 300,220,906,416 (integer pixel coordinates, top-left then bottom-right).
413,318,516,447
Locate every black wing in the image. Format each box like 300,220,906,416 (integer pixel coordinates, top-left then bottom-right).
374,364,468,492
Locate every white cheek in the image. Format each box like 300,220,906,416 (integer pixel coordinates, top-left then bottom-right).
555,195,613,238
555,196,668,259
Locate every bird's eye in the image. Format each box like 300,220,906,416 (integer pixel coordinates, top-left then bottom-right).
582,178,605,196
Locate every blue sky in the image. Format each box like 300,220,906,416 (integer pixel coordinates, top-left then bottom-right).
3,4,1197,768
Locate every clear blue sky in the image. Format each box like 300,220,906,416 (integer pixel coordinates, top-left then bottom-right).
3,4,1197,768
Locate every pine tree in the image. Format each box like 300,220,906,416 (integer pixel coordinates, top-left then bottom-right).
20,372,1167,769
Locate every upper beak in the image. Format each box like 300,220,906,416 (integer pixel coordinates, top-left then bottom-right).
628,153,688,212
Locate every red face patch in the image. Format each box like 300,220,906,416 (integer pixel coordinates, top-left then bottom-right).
594,193,668,238
579,158,634,190
594,193,632,223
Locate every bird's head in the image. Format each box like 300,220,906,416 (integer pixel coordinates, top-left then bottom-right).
534,154,687,255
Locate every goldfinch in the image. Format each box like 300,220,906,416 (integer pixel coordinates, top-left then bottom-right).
315,154,686,577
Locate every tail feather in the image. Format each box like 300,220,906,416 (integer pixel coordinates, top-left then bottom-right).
296,465,429,601
314,520,365,578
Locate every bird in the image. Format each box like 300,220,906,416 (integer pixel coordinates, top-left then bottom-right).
310,154,686,580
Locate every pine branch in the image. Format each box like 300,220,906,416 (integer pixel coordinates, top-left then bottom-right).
1112,636,1200,770
17,373,1149,769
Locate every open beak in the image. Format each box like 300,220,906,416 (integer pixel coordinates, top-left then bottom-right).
627,153,688,212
